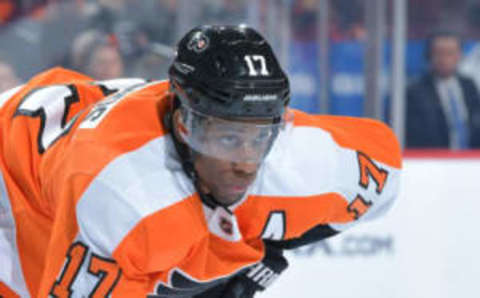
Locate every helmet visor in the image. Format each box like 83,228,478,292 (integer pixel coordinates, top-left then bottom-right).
177,106,293,164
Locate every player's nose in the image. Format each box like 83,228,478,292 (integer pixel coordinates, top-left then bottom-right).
231,160,258,177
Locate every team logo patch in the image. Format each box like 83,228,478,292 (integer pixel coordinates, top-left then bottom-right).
187,33,209,53
219,217,233,235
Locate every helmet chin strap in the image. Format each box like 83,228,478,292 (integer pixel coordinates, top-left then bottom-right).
165,105,228,209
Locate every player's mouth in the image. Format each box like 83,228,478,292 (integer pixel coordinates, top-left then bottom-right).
229,185,249,194
224,182,252,195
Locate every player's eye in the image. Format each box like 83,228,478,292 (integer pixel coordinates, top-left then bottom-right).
217,135,241,149
253,130,272,146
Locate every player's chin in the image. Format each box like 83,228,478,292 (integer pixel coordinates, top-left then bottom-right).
214,190,246,206
208,180,251,205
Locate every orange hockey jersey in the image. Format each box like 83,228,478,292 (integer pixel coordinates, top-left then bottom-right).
0,68,402,297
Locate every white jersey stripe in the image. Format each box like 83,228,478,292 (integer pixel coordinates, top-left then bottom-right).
252,126,340,197
76,135,195,255
0,170,30,297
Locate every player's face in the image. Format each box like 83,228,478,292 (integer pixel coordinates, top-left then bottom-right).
194,153,259,206
173,107,286,206
193,119,273,206
431,36,461,78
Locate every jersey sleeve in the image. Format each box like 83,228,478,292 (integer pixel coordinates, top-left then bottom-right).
239,110,402,247
328,122,401,232
299,111,401,233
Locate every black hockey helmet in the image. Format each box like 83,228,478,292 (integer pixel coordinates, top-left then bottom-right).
168,24,290,119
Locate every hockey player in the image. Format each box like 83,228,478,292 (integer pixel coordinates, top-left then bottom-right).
0,25,401,297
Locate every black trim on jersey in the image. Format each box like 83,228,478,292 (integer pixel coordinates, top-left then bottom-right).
152,269,227,297
86,253,122,298
356,151,389,194
96,84,118,96
61,85,80,127
260,210,286,241
49,241,89,298
185,281,230,298
264,224,339,250
347,194,373,220
198,191,221,210
13,84,80,154
82,81,146,128
12,87,38,117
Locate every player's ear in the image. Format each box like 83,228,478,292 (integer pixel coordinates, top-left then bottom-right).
172,109,187,145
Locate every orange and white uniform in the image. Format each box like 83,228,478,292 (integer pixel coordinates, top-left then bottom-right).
0,68,402,297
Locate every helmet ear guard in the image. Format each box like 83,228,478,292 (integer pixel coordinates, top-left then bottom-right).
169,108,187,144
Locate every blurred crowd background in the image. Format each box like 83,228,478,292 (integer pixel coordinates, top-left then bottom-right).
2,0,480,149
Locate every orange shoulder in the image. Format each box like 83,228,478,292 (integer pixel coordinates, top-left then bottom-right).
41,81,172,208
25,67,94,85
74,80,171,144
292,109,402,168
0,67,97,119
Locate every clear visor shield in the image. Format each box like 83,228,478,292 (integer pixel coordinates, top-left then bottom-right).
178,107,293,164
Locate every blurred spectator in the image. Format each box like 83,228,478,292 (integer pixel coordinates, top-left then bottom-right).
0,0,15,24
330,0,366,41
132,43,174,80
407,0,469,38
291,0,317,41
70,30,124,80
0,3,50,80
83,0,174,71
39,1,90,70
0,0,51,25
406,31,480,148
134,0,177,46
0,58,21,92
